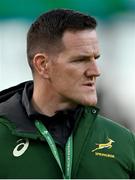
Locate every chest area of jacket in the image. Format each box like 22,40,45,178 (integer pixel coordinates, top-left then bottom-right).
0,131,131,179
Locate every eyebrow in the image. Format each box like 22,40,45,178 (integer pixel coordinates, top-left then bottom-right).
70,54,101,60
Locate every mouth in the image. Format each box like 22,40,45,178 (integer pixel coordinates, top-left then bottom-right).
83,82,94,86
82,82,95,90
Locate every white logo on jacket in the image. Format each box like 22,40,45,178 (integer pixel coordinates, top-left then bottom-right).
13,138,29,157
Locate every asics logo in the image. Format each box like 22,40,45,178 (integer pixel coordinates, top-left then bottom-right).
13,138,29,157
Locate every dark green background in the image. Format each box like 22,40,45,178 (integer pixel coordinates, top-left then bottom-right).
0,0,134,20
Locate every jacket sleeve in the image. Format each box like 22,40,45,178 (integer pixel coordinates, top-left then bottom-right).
129,131,135,178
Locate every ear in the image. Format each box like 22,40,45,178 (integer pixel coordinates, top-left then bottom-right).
33,53,49,78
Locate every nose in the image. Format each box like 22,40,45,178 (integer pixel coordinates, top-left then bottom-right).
84,60,101,78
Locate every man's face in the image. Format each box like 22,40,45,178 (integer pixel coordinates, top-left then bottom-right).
48,29,101,106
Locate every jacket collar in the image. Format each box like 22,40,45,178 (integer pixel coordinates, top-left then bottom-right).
0,81,99,140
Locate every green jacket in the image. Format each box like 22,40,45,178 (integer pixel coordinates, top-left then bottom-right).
0,81,135,179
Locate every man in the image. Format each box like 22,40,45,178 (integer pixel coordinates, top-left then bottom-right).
0,9,135,179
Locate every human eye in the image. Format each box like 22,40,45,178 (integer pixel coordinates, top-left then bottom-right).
70,56,87,63
74,58,85,62
95,55,100,60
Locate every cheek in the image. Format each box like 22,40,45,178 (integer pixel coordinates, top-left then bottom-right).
50,64,83,87
61,69,81,84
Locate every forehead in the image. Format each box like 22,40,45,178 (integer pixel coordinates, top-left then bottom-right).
62,29,99,55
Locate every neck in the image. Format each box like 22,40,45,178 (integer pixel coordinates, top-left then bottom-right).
31,82,77,117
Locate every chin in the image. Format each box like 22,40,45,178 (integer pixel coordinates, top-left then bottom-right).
85,101,97,106
82,97,97,106
68,94,97,107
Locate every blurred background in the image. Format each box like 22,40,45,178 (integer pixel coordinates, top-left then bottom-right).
0,0,135,130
